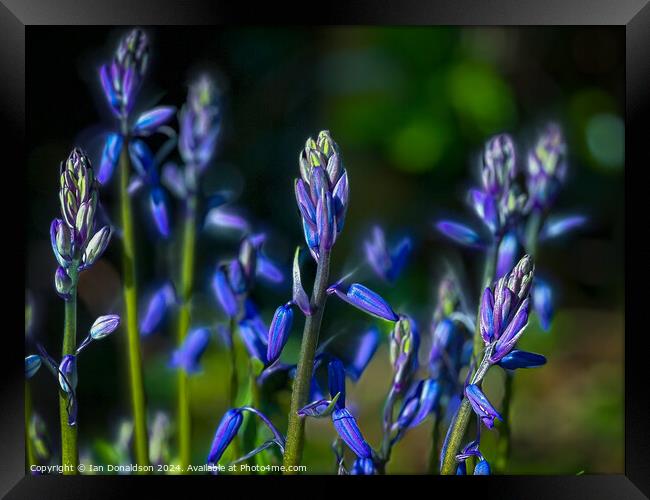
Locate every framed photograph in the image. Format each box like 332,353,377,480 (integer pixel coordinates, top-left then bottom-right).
3,1,648,498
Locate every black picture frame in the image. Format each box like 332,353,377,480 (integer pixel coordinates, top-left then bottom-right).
3,1,648,498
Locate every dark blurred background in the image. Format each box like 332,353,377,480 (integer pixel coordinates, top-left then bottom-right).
26,26,624,474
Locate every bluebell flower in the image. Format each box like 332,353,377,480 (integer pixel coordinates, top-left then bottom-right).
465,384,502,430
327,282,399,322
207,409,243,464
90,314,121,340
140,282,176,336
532,278,554,331
238,301,269,364
170,327,211,374
364,226,412,283
328,358,347,409
395,379,441,431
212,266,239,318
331,408,372,459
498,349,547,370
266,303,294,364
350,457,377,475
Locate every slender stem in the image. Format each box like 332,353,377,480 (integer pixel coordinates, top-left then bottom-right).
25,381,36,472
119,141,149,470
283,251,331,472
496,210,543,472
59,288,78,474
176,198,196,471
439,399,472,474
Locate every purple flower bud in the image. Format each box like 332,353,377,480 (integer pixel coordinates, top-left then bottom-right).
50,219,72,267
292,247,312,316
332,171,349,233
491,298,530,363
295,179,316,226
25,355,42,379
389,315,420,393
98,133,124,184
238,308,268,364
479,288,495,344
132,106,175,136
170,327,210,374
435,221,483,247
328,358,346,409
140,282,176,336
540,215,586,241
328,282,399,322
90,314,121,340
469,189,499,234
350,457,376,475
317,190,335,251
331,408,372,459
532,278,553,331
498,349,546,370
465,384,502,430
149,187,170,238
526,124,567,210
212,267,238,318
54,266,74,300
207,409,243,464
266,304,294,364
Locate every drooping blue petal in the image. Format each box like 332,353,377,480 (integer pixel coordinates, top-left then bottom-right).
266,304,294,364
387,236,412,282
492,298,530,362
99,64,120,118
496,231,519,279
131,106,176,136
256,255,284,285
345,327,380,382
149,187,170,238
204,207,250,234
540,215,586,241
25,355,42,379
316,190,335,251
58,355,78,394
479,288,495,344
207,409,243,464
291,247,311,316
128,139,155,178
140,282,176,336
170,327,211,374
332,171,349,232
532,278,554,331
497,350,547,370
409,379,441,429
212,267,238,318
331,408,372,459
98,133,124,184
435,221,483,247
238,319,268,364
294,179,316,226
474,459,491,475
328,283,399,322
465,384,502,429
327,358,346,409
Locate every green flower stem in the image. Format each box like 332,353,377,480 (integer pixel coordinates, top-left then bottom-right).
440,243,499,475
283,250,331,473
60,288,78,474
176,198,197,471
25,381,36,471
119,141,150,471
496,210,543,472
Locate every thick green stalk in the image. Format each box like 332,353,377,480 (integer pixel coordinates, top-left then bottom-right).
119,142,150,470
496,210,542,472
283,251,331,472
60,288,78,474
25,381,36,472
177,199,196,471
